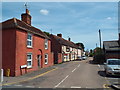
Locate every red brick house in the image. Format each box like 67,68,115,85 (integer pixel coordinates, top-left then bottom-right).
1,9,54,76
50,34,82,64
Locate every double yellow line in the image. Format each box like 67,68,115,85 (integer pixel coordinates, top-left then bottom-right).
0,68,57,86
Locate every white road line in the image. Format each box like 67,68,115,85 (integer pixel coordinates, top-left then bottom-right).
54,75,69,88
71,86,81,88
25,86,35,88
77,64,80,67
86,87,92,88
14,85,23,87
72,68,77,72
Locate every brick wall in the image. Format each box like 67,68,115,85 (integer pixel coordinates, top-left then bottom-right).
2,29,16,76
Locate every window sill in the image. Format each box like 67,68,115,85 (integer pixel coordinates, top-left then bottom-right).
45,63,48,65
27,46,33,48
27,66,32,69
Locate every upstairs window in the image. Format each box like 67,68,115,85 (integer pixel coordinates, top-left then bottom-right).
66,46,70,52
27,33,32,48
45,39,48,49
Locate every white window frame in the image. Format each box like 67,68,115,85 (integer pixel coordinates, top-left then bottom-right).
45,39,48,49
27,53,32,68
27,33,32,48
45,54,48,64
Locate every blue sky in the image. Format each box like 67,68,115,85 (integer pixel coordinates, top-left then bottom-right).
1,2,118,50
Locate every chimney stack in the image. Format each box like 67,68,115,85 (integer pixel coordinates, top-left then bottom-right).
57,34,62,38
68,38,71,41
21,8,32,25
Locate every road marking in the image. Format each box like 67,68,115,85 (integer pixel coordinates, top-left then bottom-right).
14,85,23,87
72,68,77,72
77,64,80,67
71,86,81,88
25,86,35,88
1,68,57,86
103,84,110,88
55,75,69,88
86,87,92,88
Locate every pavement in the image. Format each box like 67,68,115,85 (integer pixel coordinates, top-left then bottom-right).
1,65,57,86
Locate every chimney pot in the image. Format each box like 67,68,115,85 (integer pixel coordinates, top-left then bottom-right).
57,34,62,38
68,38,71,41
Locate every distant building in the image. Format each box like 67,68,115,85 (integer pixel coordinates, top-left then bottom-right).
1,8,54,76
50,34,82,64
103,33,120,59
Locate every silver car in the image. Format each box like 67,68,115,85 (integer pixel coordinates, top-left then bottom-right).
104,59,120,76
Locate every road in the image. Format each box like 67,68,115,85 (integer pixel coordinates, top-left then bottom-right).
3,57,118,89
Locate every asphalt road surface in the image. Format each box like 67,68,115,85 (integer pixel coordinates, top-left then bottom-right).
3,57,119,89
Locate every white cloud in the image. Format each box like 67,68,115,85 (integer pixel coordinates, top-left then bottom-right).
106,17,112,20
40,9,49,15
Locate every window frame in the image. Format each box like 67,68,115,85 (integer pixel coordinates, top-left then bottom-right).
27,33,33,48
45,39,48,49
27,53,32,68
45,54,48,65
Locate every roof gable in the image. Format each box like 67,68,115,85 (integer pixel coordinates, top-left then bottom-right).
51,34,79,48
1,18,50,39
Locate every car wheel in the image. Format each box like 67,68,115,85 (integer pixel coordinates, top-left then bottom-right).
104,69,108,77
105,71,109,77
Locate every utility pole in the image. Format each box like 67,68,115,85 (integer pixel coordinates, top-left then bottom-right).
50,29,52,34
99,29,102,49
96,43,97,48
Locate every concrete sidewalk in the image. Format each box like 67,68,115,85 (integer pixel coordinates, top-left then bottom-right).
2,65,57,86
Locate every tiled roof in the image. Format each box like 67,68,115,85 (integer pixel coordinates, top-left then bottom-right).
50,34,79,49
1,18,50,39
103,40,120,51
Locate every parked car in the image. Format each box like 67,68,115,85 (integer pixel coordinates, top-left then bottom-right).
77,56,82,60
104,59,120,76
82,56,87,60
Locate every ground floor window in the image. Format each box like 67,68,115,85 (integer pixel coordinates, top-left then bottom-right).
27,53,32,68
45,54,48,64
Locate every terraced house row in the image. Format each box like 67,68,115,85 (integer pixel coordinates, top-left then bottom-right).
1,8,82,76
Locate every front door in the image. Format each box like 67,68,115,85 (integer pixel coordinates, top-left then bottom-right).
37,55,41,67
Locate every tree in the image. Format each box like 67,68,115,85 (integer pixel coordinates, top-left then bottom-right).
76,43,85,51
43,31,50,36
89,49,94,57
93,47,105,64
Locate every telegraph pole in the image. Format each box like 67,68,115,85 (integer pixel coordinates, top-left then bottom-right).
99,29,102,49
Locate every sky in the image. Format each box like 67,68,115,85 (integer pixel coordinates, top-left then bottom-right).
1,1,119,50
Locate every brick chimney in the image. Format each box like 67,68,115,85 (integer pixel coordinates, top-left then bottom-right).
68,38,71,41
21,9,32,25
57,34,62,38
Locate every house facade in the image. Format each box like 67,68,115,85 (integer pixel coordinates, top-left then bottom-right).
103,41,120,59
50,34,82,64
2,9,54,76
